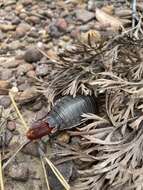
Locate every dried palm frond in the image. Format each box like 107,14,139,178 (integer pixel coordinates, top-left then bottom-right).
36,27,143,102
37,39,107,102
74,120,143,190
53,114,143,189
33,19,143,189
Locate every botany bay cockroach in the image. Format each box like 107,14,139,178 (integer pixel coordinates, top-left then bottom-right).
26,95,97,140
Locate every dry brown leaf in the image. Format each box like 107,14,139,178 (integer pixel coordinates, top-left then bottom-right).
95,8,122,31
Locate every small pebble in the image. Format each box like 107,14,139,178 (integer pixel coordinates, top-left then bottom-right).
15,3,24,13
1,69,13,80
0,130,13,147
21,0,32,6
71,136,81,145
15,23,31,38
35,107,49,121
28,30,39,38
0,57,19,68
15,88,39,104
31,101,43,112
7,121,16,131
0,24,16,32
17,63,34,75
12,17,21,25
26,70,36,78
24,47,43,63
36,64,49,76
55,18,68,32
16,75,28,85
22,142,45,157
19,12,27,19
70,27,80,38
8,163,29,182
26,16,40,25
57,132,70,144
48,24,61,38
87,0,96,11
39,9,53,18
101,5,114,15
0,31,5,41
75,9,95,23
18,83,30,91
0,96,11,108
4,0,16,6
0,80,11,95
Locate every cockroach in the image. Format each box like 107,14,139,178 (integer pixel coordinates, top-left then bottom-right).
26,95,97,140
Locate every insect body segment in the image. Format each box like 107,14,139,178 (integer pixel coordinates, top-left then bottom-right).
26,95,97,140
26,121,52,140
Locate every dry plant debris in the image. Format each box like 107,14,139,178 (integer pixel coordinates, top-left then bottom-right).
1,0,143,190
34,22,143,190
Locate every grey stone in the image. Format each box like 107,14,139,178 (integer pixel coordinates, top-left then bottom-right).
0,130,13,147
15,23,31,38
0,96,11,108
36,64,49,76
76,9,95,23
8,163,29,182
1,69,13,80
87,0,96,11
24,48,43,63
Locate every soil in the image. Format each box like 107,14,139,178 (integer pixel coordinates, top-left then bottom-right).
0,0,142,190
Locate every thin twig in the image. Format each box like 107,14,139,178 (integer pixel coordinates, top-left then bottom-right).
40,157,51,190
2,140,30,170
44,157,70,190
36,47,57,63
9,92,28,130
38,148,70,190
9,90,70,190
132,0,137,28
1,91,31,169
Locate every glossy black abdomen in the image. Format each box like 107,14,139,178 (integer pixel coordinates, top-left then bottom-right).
47,95,97,130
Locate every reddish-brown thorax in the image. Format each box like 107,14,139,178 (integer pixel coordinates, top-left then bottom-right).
26,121,52,140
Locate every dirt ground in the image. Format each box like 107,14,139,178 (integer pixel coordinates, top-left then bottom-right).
0,0,143,190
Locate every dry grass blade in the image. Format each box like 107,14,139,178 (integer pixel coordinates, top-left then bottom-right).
40,157,51,190
44,157,70,190
1,91,31,169
9,91,28,131
37,47,58,63
9,89,70,190
0,153,4,190
2,140,29,170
